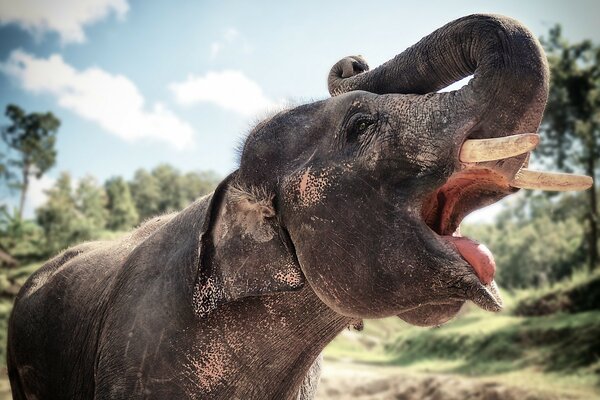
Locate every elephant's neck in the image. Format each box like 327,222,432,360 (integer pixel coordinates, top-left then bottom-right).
252,288,348,399
198,286,350,399
187,189,352,398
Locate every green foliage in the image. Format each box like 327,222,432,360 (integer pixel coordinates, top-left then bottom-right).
76,175,108,231
0,207,44,262
1,104,60,218
36,173,95,254
539,26,600,270
385,310,600,376
129,164,219,221
17,164,220,258
540,26,600,172
152,164,186,212
463,193,586,289
105,176,138,231
180,170,220,204
514,270,600,316
129,168,161,221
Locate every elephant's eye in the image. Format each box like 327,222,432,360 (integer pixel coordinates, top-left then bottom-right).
348,117,374,142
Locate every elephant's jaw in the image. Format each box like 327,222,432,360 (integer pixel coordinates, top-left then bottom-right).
421,167,511,285
402,130,593,327
398,166,516,327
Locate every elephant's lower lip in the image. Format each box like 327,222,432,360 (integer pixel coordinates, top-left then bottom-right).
396,278,503,326
469,279,503,312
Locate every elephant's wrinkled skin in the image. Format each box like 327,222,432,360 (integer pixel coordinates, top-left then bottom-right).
8,14,548,399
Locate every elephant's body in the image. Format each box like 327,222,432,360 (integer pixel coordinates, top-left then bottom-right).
8,195,337,399
8,14,551,400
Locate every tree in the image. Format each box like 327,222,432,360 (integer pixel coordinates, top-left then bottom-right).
180,171,220,203
1,105,60,219
0,206,44,265
75,175,108,231
36,172,94,254
539,26,600,271
463,193,585,289
152,164,186,213
130,169,161,221
105,177,138,231
130,166,220,221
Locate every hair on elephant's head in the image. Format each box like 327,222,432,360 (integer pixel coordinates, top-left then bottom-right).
194,14,550,327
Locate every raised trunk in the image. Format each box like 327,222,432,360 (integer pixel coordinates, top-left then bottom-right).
329,14,549,145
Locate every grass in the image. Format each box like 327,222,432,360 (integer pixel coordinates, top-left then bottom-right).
386,310,600,372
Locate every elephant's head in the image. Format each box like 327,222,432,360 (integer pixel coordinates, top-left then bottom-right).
195,14,551,327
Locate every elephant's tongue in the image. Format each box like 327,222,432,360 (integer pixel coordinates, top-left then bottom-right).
444,236,496,285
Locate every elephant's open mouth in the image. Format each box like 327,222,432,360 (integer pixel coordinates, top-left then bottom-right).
421,167,513,286
416,166,509,316
395,165,514,326
398,134,592,326
411,136,536,321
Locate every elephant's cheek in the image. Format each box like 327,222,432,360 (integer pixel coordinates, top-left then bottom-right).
290,224,415,318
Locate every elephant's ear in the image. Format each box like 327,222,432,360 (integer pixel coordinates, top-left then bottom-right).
192,174,305,318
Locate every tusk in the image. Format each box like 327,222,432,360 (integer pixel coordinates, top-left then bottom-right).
511,169,593,191
460,133,539,163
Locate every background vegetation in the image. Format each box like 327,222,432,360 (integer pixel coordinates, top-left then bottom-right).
0,25,599,399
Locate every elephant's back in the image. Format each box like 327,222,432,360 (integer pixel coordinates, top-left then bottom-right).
14,212,177,307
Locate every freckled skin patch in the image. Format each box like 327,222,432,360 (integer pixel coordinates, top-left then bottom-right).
273,262,303,287
183,341,232,394
289,167,334,210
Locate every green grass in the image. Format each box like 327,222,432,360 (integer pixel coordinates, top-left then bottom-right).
385,310,600,373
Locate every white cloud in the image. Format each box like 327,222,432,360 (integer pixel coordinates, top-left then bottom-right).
209,28,251,60
223,28,239,42
1,50,194,150
23,174,55,218
209,42,222,60
169,70,280,117
0,0,128,44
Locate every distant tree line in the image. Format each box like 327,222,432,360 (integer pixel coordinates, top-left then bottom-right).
40,165,220,255
2,164,220,260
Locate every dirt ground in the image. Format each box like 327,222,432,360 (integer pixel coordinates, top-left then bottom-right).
0,363,592,399
316,361,584,400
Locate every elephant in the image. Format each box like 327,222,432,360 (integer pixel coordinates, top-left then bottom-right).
8,14,552,400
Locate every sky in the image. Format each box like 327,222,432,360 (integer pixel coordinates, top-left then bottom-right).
0,0,598,218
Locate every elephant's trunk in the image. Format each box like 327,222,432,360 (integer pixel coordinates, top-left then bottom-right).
328,14,549,141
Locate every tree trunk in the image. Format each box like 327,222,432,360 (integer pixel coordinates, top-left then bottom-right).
0,248,18,268
18,162,29,220
586,145,598,271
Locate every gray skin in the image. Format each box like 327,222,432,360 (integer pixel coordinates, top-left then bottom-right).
7,14,548,400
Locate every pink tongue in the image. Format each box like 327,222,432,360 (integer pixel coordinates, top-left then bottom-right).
444,236,496,285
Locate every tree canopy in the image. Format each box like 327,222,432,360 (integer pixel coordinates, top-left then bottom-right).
1,104,60,219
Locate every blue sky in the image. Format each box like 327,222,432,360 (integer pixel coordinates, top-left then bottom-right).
0,0,598,218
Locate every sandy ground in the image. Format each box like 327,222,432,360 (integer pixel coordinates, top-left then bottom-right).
0,364,591,399
316,361,584,400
